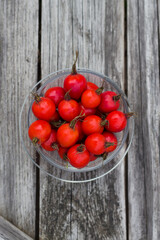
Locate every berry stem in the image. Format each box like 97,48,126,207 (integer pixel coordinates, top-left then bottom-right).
69,112,85,129
64,89,71,100
63,153,68,161
125,112,136,118
71,51,79,75
69,119,77,129
32,92,41,103
66,161,69,168
102,152,108,160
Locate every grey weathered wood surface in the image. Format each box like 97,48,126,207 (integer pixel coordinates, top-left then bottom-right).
39,1,126,240
0,0,160,240
0,0,38,238
0,216,33,240
127,0,160,239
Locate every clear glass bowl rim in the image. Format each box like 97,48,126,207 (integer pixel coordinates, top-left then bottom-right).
19,68,134,183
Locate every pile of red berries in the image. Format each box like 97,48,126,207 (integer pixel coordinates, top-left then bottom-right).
28,53,132,169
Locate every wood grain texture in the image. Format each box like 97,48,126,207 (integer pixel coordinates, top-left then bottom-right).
127,0,160,239
40,1,73,240
0,0,38,238
40,1,126,240
0,216,33,240
0,0,159,239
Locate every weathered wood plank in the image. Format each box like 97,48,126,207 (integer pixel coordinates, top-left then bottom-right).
0,216,33,240
127,0,160,239
70,1,126,240
0,1,38,238
40,1,126,240
40,1,73,239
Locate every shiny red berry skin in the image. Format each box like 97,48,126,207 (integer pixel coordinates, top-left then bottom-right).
50,110,60,122
82,115,104,135
57,123,79,148
105,111,127,132
67,144,90,168
98,91,120,113
28,120,51,144
103,131,117,152
58,99,80,122
89,153,97,161
87,82,98,90
64,74,87,100
45,87,66,106
75,120,85,141
85,133,106,155
81,89,101,108
79,103,96,118
32,97,56,121
58,147,68,160
41,129,58,151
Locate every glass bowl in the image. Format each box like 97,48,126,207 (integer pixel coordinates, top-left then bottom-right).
19,69,134,183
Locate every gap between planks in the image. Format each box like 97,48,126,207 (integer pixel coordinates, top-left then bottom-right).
35,0,42,239
124,0,129,240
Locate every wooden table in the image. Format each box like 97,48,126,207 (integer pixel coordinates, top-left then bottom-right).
0,1,160,239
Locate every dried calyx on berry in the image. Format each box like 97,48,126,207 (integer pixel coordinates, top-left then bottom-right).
100,119,108,126
32,137,39,145
77,144,86,153
95,80,105,95
112,94,121,101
